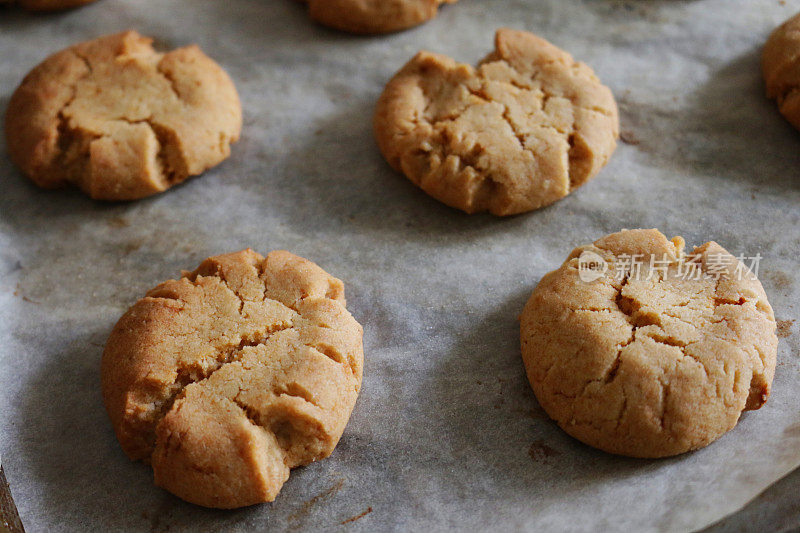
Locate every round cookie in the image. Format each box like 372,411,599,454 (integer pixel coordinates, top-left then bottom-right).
5,31,241,201
102,249,364,508
1,0,97,10
520,229,778,458
374,28,619,216
763,11,800,130
304,0,457,34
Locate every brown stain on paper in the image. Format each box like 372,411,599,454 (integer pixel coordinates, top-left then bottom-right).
340,506,373,525
763,270,793,292
288,478,345,527
619,130,641,145
529,441,561,462
777,319,795,339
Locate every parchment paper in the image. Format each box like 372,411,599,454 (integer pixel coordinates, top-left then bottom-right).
1,0,799,531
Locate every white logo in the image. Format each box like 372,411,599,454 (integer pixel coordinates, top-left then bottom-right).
578,251,608,283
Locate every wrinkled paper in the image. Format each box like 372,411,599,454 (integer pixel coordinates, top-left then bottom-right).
1,0,799,531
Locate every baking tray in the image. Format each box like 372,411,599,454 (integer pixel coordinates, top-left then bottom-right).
0,0,798,531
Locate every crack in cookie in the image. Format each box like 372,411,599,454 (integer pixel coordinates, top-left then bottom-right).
375,28,619,216
520,229,778,458
5,31,241,200
102,249,364,508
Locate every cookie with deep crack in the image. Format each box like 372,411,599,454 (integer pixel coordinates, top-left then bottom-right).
374,28,619,216
5,31,241,201
303,0,457,34
102,249,364,508
763,11,800,131
520,229,778,458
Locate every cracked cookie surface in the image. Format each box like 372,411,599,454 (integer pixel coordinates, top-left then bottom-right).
374,28,619,216
102,249,364,508
520,229,778,458
5,30,241,200
304,0,456,34
764,11,800,131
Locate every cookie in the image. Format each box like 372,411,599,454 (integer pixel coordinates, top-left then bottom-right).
763,11,800,130
102,250,364,508
5,31,241,201
304,0,457,34
374,28,619,216
520,229,778,458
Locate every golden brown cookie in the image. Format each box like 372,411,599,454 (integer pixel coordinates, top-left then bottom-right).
5,31,241,201
374,28,619,216
304,0,457,34
764,11,800,130
520,229,778,458
0,0,97,10
102,250,364,508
